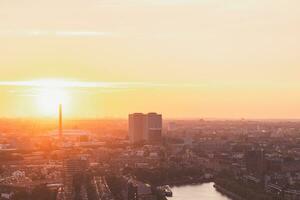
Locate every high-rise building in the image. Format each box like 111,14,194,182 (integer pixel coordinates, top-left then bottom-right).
145,113,162,142
128,112,162,144
63,156,88,200
127,182,138,200
129,113,145,143
245,149,266,176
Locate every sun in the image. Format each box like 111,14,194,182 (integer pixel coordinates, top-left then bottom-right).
35,86,69,116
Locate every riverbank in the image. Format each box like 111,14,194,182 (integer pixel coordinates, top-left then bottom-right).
214,178,273,200
161,177,213,187
214,184,245,200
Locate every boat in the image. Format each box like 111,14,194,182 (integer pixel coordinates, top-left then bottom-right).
158,185,172,197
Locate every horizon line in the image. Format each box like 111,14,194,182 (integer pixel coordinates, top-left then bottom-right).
1,116,300,122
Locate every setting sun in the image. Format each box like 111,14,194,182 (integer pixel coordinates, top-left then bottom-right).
34,81,69,115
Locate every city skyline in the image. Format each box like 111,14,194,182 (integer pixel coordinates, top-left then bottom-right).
2,1,300,200
1,0,300,118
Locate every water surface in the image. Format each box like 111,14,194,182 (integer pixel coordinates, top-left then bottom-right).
168,182,232,200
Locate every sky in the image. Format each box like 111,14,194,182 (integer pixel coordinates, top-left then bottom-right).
0,0,300,119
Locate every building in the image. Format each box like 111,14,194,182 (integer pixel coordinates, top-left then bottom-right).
144,113,162,143
48,129,91,147
63,156,89,200
128,182,138,200
245,149,266,176
129,113,146,144
129,113,162,144
122,177,156,200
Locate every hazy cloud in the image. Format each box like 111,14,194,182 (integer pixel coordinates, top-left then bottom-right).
0,80,165,89
95,0,201,6
0,30,112,37
0,80,206,89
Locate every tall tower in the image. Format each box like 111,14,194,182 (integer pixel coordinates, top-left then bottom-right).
59,104,63,139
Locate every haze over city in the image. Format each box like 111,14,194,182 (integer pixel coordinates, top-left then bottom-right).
2,1,300,200
1,0,300,119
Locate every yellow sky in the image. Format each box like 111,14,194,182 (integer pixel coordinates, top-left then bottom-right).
0,0,300,118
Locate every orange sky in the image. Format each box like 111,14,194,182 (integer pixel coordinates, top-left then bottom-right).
0,0,300,119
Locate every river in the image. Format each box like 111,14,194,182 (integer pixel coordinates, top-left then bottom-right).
167,182,232,200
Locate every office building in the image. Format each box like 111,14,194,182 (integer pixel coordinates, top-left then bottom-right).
63,156,89,200
245,149,266,176
129,113,146,143
128,113,162,144
144,113,162,142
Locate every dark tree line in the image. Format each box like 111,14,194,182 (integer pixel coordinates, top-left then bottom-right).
12,185,56,200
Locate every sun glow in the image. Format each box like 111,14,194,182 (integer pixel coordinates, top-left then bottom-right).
34,80,70,116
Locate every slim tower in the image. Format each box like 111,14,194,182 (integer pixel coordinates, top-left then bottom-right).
59,104,63,139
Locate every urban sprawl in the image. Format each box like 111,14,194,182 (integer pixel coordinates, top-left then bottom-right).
1,114,300,200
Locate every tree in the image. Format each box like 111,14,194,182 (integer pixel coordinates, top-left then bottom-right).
31,185,54,200
13,191,30,200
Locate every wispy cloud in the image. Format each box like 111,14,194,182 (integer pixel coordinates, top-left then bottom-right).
145,0,201,5
0,80,163,89
0,80,205,89
1,80,295,91
55,31,111,37
0,30,112,37
97,0,200,6
0,80,120,88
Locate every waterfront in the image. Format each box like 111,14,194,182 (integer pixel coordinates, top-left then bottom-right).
167,182,232,200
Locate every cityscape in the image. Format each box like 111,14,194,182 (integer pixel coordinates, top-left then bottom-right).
1,109,300,200
1,0,300,200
